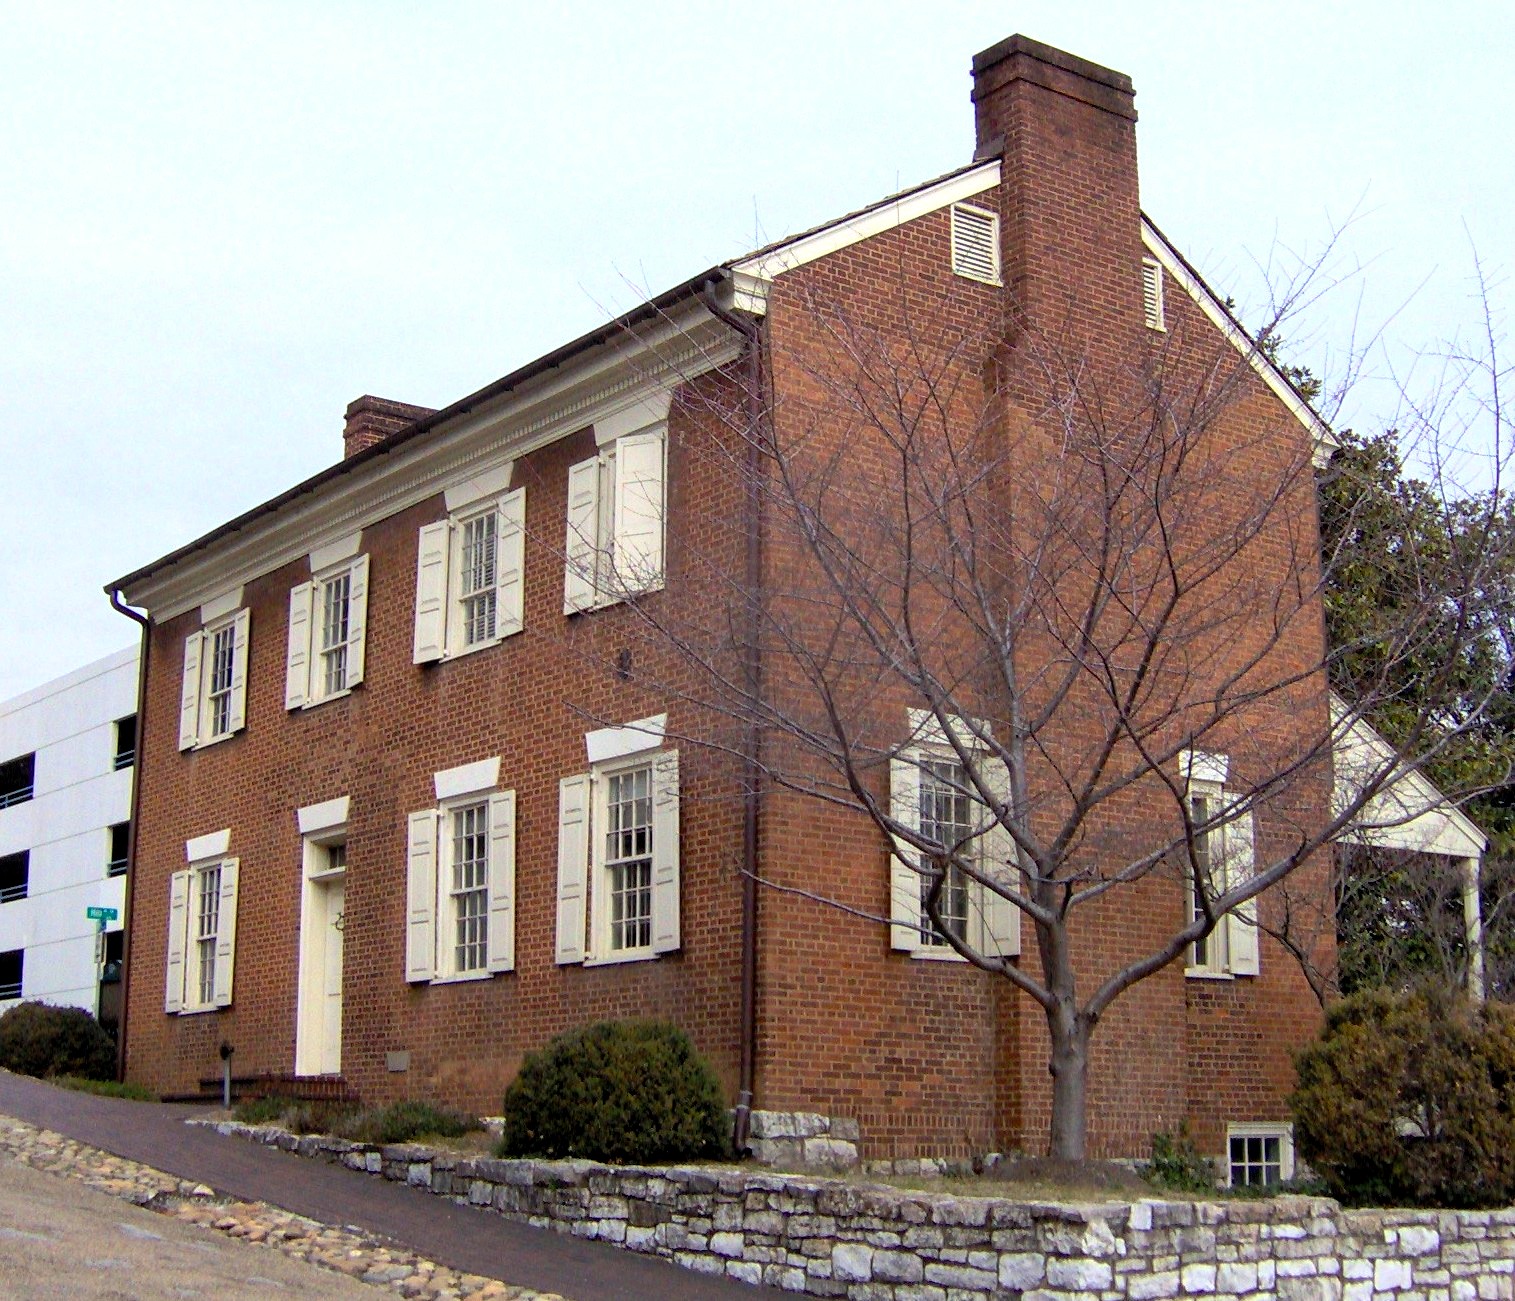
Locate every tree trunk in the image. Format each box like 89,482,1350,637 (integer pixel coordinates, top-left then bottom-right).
1046,1003,1090,1161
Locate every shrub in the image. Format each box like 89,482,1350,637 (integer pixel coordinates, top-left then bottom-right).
54,1076,156,1102
1143,1122,1216,1193
335,1100,480,1146
1290,987,1515,1207
0,1001,116,1081
500,1020,729,1164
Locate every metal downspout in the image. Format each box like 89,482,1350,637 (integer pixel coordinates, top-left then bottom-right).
701,284,764,1154
108,588,151,1083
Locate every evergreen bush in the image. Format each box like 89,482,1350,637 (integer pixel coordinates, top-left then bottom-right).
499,1020,728,1164
1290,986,1515,1207
0,1001,116,1081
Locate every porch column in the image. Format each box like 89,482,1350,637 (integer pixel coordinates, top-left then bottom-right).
1462,855,1486,1004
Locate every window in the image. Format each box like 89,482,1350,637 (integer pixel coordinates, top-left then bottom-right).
178,610,250,751
950,203,1001,285
406,772,515,982
1228,1124,1293,1188
0,851,28,903
107,823,130,877
286,556,370,709
165,838,239,1014
1142,257,1166,331
556,730,679,965
0,949,21,1001
412,489,526,664
564,427,666,612
1182,750,1259,978
113,715,137,770
0,752,35,808
888,713,1020,959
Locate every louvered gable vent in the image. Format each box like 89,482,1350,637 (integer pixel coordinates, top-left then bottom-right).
1142,257,1166,331
950,203,1000,285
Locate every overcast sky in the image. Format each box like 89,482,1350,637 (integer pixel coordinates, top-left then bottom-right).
1,1,1509,700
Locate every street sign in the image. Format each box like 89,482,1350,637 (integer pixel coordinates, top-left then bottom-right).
85,906,118,922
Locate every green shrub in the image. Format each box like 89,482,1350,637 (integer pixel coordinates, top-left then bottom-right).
0,1001,116,1081
54,1076,156,1102
1143,1122,1216,1193
335,1100,480,1146
232,1095,296,1126
500,1020,729,1164
1290,987,1515,1207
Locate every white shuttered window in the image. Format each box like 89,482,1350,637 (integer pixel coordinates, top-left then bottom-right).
563,426,666,612
286,555,369,709
165,853,239,1013
1183,750,1260,978
412,488,526,664
179,609,251,751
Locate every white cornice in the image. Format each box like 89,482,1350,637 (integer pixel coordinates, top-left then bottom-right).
1141,220,1337,469
730,161,1001,310
127,303,741,620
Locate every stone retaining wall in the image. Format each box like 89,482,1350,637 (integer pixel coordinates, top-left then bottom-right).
206,1120,1515,1299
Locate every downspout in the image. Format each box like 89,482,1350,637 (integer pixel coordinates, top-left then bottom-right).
108,588,151,1083
701,282,765,1154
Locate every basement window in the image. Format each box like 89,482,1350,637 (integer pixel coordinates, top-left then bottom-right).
0,752,35,808
113,715,137,770
0,851,27,903
1227,1123,1293,1187
108,823,130,878
950,203,1001,285
1142,258,1166,331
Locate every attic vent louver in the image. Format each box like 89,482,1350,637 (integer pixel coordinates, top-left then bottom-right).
950,203,1000,285
1142,257,1166,331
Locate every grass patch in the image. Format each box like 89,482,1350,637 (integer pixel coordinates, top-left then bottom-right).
232,1096,482,1146
53,1076,157,1102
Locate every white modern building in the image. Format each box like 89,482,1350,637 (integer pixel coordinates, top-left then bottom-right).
0,646,138,1025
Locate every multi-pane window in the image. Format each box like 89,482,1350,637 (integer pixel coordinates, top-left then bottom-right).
1229,1129,1288,1187
459,513,498,647
0,752,35,808
606,765,654,952
113,715,137,770
450,803,489,974
195,863,223,1008
107,823,130,877
0,949,21,1000
0,851,28,903
918,759,971,946
1187,793,1225,969
563,429,666,613
207,625,237,739
320,571,352,697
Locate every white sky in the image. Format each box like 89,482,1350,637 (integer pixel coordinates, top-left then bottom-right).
1,1,1509,699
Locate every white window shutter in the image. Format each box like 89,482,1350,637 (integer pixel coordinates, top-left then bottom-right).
652,749,681,954
555,774,590,963
212,857,239,1007
413,521,450,664
1142,258,1166,331
178,632,203,751
227,609,251,734
496,488,526,638
889,753,923,952
486,790,516,973
284,582,315,709
1224,809,1260,975
978,755,1021,958
564,457,601,613
612,428,666,595
345,554,370,686
165,869,190,1012
405,810,438,981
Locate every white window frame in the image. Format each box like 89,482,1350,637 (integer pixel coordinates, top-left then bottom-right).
412,487,526,665
1226,1122,1294,1188
286,554,370,710
165,832,239,1015
405,763,515,984
949,202,1002,286
563,425,667,613
1182,750,1260,980
178,608,250,751
555,727,679,967
888,716,1019,961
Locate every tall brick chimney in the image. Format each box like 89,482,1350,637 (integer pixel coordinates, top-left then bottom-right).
343,395,437,459
970,36,1144,343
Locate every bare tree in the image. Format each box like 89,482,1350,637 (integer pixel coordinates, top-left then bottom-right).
570,246,1513,1161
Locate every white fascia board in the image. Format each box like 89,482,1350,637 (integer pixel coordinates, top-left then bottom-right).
124,301,741,621
1140,220,1337,469
731,161,1001,309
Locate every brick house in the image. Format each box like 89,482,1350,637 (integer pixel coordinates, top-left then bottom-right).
109,36,1336,1172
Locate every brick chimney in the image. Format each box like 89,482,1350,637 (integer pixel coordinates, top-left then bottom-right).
343,395,437,459
970,36,1144,342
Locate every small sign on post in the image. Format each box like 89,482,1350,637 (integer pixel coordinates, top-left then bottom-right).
86,905,118,930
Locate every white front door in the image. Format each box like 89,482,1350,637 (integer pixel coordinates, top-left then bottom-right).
296,873,344,1076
